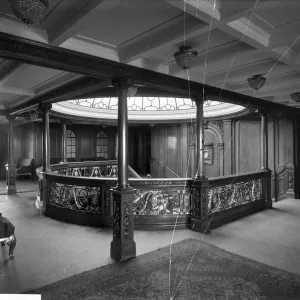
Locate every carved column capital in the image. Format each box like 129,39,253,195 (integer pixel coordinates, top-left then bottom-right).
112,78,132,92
258,108,269,117
6,115,16,122
39,103,52,113
192,96,204,106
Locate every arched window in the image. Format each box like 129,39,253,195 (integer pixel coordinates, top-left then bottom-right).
66,130,76,158
96,131,108,159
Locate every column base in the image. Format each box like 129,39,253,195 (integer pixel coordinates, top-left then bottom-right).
190,216,211,234
110,188,137,262
264,201,273,209
6,186,17,195
5,164,17,195
111,239,136,262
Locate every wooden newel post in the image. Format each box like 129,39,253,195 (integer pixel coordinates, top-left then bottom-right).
190,96,211,234
260,110,272,208
6,115,17,195
39,103,52,215
110,78,136,262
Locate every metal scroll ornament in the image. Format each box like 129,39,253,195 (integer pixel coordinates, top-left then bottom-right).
133,187,190,215
208,179,262,214
113,202,121,238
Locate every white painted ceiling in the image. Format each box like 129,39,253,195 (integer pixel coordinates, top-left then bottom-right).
0,0,300,112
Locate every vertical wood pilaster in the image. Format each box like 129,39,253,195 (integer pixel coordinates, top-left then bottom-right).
61,120,67,162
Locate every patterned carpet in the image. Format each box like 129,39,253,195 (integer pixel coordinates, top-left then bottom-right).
25,238,300,299
0,179,38,195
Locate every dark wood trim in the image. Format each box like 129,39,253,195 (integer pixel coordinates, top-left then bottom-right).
0,32,298,115
9,76,110,114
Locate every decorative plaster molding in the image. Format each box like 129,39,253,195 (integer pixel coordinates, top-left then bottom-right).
60,37,120,62
184,0,221,21
227,17,270,47
0,17,48,43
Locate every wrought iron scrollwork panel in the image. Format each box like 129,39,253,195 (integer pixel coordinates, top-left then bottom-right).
133,187,190,215
48,182,101,213
208,179,262,214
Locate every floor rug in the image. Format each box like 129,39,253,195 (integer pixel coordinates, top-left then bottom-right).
25,238,300,299
0,179,38,195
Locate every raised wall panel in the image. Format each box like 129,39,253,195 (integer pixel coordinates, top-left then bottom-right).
238,121,260,174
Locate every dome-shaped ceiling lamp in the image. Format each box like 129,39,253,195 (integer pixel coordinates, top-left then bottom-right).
247,74,266,90
127,84,139,97
290,92,300,103
174,46,198,70
8,0,49,25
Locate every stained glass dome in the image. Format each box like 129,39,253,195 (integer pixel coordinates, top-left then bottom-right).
52,97,246,121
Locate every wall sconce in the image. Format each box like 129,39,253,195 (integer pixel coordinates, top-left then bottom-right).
174,46,198,70
290,92,300,103
247,74,266,90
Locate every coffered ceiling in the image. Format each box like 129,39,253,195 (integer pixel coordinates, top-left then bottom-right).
0,0,300,113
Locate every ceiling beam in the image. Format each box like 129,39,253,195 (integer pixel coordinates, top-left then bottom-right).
0,32,297,116
9,76,110,115
49,0,122,46
0,84,35,96
0,59,21,82
165,0,297,69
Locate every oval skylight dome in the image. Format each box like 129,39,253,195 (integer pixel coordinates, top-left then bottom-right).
52,97,246,121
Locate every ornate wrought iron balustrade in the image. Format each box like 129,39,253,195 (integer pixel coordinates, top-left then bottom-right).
207,172,264,215
130,179,191,215
46,173,116,216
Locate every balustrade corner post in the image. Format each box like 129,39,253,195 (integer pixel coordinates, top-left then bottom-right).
6,115,17,195
190,178,211,234
110,77,136,262
110,187,136,262
41,173,49,215
262,169,272,209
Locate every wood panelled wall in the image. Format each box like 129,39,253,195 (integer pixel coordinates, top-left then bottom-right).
150,116,297,200
0,122,151,179
151,124,189,178
0,115,297,201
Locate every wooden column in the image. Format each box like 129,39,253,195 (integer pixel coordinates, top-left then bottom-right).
39,103,52,215
110,78,136,262
194,97,205,179
260,110,272,208
190,96,210,234
40,103,52,172
61,120,67,162
5,115,17,195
